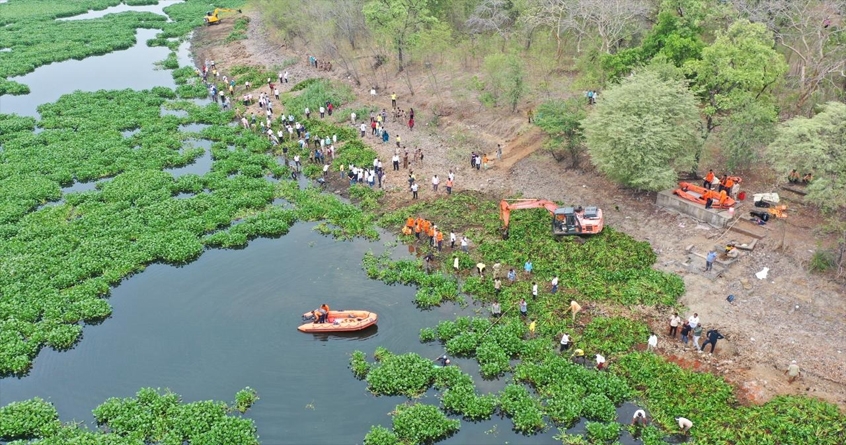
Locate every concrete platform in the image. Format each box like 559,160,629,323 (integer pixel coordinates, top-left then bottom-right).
656,190,733,227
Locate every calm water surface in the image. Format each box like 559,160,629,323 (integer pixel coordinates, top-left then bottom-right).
0,4,635,443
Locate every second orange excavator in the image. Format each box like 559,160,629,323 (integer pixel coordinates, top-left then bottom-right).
499,199,604,238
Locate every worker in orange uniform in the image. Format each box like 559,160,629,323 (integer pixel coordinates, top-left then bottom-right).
426,224,435,245
703,169,715,190
436,229,444,251
406,216,415,229
719,175,734,194
414,220,422,239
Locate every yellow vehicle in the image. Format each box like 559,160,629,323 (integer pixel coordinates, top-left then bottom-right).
204,8,242,25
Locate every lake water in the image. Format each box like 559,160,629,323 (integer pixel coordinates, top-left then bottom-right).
0,3,641,443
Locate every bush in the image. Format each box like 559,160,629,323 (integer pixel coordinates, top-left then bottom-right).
809,249,837,273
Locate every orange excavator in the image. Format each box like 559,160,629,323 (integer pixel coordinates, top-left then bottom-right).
499,199,604,239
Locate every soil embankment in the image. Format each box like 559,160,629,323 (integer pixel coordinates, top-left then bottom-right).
191,10,846,409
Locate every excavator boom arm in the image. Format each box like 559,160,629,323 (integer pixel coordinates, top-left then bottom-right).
500,199,560,230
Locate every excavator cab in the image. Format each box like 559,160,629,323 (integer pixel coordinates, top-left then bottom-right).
553,208,581,235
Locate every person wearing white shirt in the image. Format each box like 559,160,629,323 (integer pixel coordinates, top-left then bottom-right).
531,282,538,299
559,333,570,352
595,354,606,370
632,409,648,426
551,276,559,293
360,122,367,137
392,154,400,171
450,232,457,249
432,175,440,192
688,313,699,329
676,417,693,434
647,333,658,352
319,106,326,118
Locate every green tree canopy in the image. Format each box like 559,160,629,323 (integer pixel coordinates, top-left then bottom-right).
363,0,439,71
767,101,846,213
685,19,787,133
582,69,701,191
534,98,587,167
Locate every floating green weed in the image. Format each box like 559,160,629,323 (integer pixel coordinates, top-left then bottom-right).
0,388,259,443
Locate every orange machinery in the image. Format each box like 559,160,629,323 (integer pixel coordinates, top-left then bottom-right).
499,199,604,239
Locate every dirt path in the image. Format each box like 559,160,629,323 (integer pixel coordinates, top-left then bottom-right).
191,11,846,409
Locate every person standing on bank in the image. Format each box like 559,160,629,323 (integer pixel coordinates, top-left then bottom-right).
700,328,724,354
669,312,681,337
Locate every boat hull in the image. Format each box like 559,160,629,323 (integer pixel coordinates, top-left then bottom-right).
298,310,378,333
673,182,736,209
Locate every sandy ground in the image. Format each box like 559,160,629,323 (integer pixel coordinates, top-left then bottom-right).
191,12,846,408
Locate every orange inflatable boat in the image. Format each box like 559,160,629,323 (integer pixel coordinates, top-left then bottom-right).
673,182,736,209
298,310,378,333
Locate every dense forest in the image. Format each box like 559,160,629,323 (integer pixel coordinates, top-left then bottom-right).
256,0,846,269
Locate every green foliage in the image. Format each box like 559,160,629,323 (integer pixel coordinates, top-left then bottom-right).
350,350,372,379
282,78,355,115
225,16,250,43
234,387,259,413
809,249,837,273
686,19,786,134
363,0,439,70
719,97,777,171
0,388,259,443
481,53,525,111
391,403,460,444
365,352,436,397
0,9,166,96
615,352,846,444
535,98,587,167
583,68,701,191
0,398,60,440
601,10,705,80
419,327,437,342
585,421,621,443
499,384,545,434
580,317,649,357
364,425,401,445
437,366,497,420
767,102,846,213
361,251,459,307
579,394,616,422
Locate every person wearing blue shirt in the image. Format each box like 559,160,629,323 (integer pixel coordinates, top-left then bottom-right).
524,260,533,274
705,250,717,271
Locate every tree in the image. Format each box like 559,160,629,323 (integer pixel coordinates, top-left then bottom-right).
534,98,588,168
767,101,846,271
685,19,787,134
363,0,439,72
735,0,846,114
719,97,777,172
582,69,702,191
465,0,518,46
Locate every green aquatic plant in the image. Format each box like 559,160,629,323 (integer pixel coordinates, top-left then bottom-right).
391,403,460,444
234,387,259,413
0,388,259,443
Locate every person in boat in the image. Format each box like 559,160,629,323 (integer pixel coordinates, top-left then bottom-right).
718,190,729,207
436,355,451,366
788,169,800,184
802,172,813,184
720,175,735,194
704,169,715,189
318,304,330,323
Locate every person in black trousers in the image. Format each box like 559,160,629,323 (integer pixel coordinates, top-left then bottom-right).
700,328,724,354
